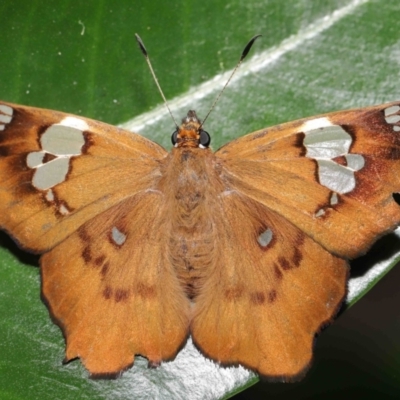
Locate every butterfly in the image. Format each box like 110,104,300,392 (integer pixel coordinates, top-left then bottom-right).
1,37,400,381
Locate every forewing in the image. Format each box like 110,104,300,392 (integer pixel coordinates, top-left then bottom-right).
0,101,167,252
215,101,400,258
41,191,190,377
191,193,348,380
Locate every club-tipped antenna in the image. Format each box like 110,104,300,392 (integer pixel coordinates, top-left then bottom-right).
135,33,179,128
200,34,262,128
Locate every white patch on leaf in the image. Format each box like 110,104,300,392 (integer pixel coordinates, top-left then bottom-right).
303,119,365,194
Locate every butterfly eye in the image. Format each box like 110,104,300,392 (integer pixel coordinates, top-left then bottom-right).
171,130,178,145
199,130,211,148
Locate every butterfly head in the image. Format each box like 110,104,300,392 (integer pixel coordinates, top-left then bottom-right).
171,110,211,149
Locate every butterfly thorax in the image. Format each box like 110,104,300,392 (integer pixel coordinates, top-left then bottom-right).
158,146,224,300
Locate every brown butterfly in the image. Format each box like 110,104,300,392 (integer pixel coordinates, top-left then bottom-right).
1,37,400,381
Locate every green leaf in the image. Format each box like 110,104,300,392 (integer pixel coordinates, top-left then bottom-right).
0,0,399,399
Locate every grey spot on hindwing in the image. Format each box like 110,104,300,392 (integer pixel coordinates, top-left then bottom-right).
111,227,127,246
257,228,273,247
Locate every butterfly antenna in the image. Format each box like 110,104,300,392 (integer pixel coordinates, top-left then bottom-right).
135,33,179,128
200,34,262,128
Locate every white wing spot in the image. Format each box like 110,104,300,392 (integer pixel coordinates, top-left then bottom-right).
384,105,400,115
111,227,127,246
330,192,338,205
303,118,365,194
301,117,333,132
32,157,71,190
59,204,70,216
303,121,351,159
257,228,273,247
60,116,89,131
317,160,356,193
384,105,400,116
27,151,45,168
384,105,400,131
0,104,13,131
345,154,364,171
27,118,87,190
44,188,71,216
385,114,400,124
315,193,338,217
40,124,86,155
45,189,55,202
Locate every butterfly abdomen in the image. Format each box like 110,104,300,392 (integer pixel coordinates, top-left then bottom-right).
160,147,225,299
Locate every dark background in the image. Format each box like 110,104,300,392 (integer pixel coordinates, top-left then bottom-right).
234,260,400,398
